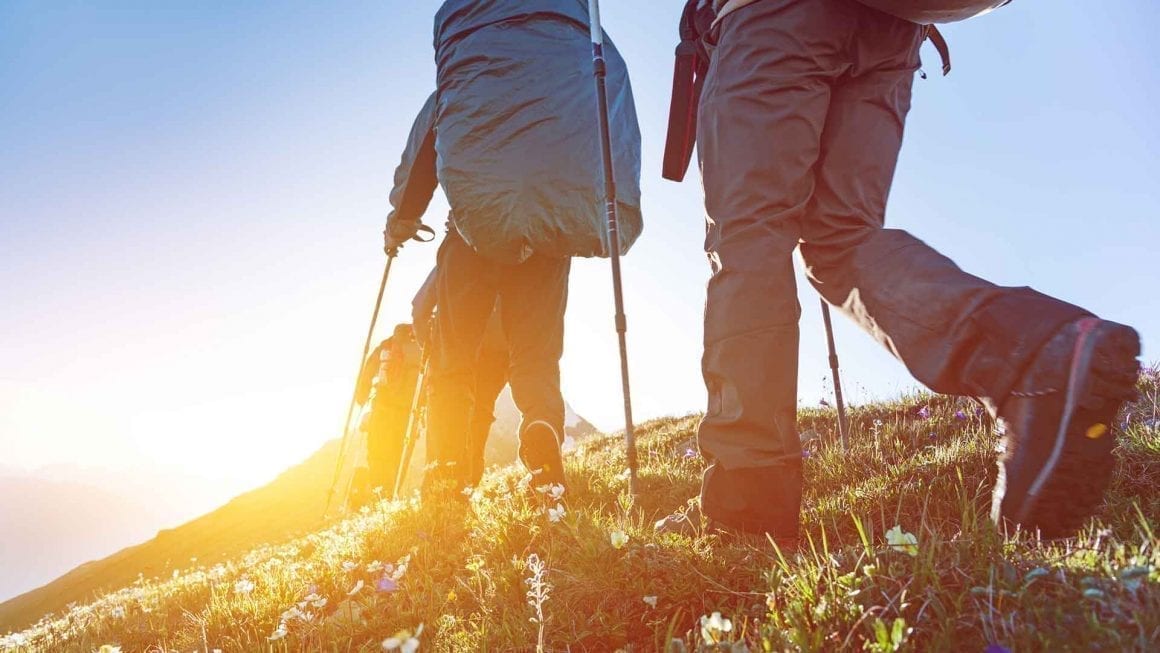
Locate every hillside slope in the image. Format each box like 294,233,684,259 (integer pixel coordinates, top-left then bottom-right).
0,439,341,634
3,374,1158,651
0,395,595,634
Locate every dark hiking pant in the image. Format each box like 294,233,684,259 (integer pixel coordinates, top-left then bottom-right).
696,0,1087,534
466,344,510,487
426,230,569,489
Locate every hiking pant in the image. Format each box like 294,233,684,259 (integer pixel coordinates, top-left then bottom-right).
426,230,569,488
366,402,408,493
696,0,1087,533
466,344,510,487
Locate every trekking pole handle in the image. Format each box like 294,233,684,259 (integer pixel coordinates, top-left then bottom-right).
385,223,437,257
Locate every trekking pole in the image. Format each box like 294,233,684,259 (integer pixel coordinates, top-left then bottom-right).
322,253,396,517
392,354,430,500
587,0,639,498
820,300,849,452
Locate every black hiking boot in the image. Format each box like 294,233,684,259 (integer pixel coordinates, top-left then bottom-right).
519,420,567,494
991,317,1140,537
656,463,801,550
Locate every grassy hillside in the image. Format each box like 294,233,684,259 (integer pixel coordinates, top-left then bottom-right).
0,397,595,636
3,371,1158,652
0,440,342,635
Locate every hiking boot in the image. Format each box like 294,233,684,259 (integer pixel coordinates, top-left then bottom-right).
991,317,1140,537
519,420,567,492
656,462,801,548
654,502,798,551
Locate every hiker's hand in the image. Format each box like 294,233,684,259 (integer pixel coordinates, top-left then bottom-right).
383,221,419,254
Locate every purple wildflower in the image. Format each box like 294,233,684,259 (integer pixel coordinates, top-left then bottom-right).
954,410,967,421
819,398,831,407
917,405,931,419
984,645,1012,653
376,576,399,593
802,449,812,459
683,447,697,459
928,432,937,440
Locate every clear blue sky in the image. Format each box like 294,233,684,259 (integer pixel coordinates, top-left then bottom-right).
2,1,1158,494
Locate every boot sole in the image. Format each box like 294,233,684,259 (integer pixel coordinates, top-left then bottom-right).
1014,318,1140,536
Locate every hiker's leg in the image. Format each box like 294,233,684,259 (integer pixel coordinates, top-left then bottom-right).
466,342,509,487
367,407,407,493
499,254,569,485
426,230,498,489
694,0,851,535
799,7,1087,409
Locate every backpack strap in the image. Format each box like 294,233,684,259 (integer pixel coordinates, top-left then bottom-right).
662,0,715,182
926,25,952,76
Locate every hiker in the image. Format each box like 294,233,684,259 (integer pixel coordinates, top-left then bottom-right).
657,0,1141,542
383,0,643,495
412,266,512,488
352,323,422,502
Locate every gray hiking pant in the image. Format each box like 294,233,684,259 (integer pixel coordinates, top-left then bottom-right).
425,230,569,488
697,0,1086,531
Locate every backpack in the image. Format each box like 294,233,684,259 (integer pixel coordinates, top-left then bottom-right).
433,0,643,264
852,1,1012,24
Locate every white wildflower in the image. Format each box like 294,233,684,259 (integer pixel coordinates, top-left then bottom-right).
348,579,365,596
382,623,424,653
547,503,566,523
610,530,629,550
234,578,255,595
643,595,658,608
700,611,733,644
885,525,919,557
267,623,288,641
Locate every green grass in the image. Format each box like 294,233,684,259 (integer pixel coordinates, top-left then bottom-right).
4,370,1159,652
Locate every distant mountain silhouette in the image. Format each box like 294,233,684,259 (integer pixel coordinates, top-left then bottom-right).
0,476,160,602
0,395,596,633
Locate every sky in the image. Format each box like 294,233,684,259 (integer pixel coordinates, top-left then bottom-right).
2,1,1158,509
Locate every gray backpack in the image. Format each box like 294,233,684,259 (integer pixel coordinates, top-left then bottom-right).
856,0,1012,23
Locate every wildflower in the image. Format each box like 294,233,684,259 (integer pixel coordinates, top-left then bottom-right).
548,483,565,501
802,449,811,459
917,405,931,419
885,525,919,557
98,646,122,653
377,576,399,593
382,623,423,653
342,560,358,573
928,432,937,440
643,595,658,608
547,503,566,523
367,560,385,573
616,468,631,481
954,410,967,421
683,447,697,459
348,579,365,596
610,530,629,549
110,605,126,619
234,578,256,595
983,645,1012,653
447,589,457,601
268,623,289,641
700,612,733,644
819,398,830,407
